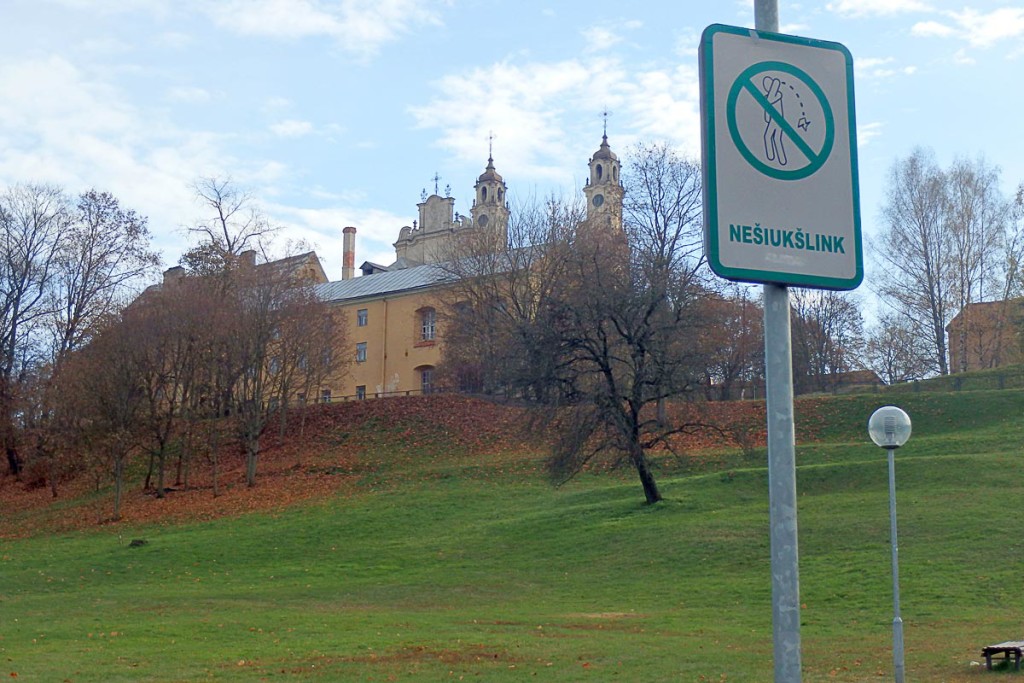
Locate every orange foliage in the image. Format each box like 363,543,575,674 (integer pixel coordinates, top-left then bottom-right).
0,395,769,539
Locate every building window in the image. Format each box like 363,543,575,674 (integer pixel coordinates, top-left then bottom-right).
420,308,436,341
321,388,332,404
420,367,434,395
297,392,306,405
356,342,367,363
357,308,368,327
356,385,366,400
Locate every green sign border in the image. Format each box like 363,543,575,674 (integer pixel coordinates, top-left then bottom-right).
700,23,863,291
726,61,835,181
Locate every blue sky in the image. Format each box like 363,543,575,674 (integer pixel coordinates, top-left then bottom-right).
3,0,1023,288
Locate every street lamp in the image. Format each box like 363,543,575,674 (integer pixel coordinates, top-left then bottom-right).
868,405,912,683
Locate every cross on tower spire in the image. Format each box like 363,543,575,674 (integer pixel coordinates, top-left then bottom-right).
601,109,612,139
487,130,496,161
432,172,441,195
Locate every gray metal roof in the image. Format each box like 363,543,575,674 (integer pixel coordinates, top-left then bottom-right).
314,263,455,303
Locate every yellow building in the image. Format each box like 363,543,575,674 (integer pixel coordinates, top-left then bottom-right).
315,264,451,399
314,134,624,399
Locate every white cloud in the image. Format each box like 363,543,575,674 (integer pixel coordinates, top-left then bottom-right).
410,59,599,186
952,48,976,65
410,55,703,190
267,204,412,276
910,20,956,39
203,0,446,59
674,29,702,58
855,56,916,80
270,119,314,138
156,31,193,49
779,23,810,35
857,121,884,147
912,8,1024,50
263,97,292,111
582,25,623,52
951,7,1024,48
827,0,930,17
166,85,212,103
0,55,276,267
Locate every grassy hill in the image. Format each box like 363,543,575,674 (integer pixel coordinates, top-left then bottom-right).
2,390,1022,681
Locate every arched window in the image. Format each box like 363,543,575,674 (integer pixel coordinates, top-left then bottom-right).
481,186,488,202
613,166,618,181
418,365,435,395
596,164,603,180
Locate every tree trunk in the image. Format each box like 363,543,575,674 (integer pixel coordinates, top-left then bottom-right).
144,451,155,490
629,440,662,504
6,444,21,477
155,448,166,499
210,429,221,498
245,438,259,487
113,455,124,521
47,454,58,499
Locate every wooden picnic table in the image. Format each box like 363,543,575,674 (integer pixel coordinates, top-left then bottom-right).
982,641,1024,670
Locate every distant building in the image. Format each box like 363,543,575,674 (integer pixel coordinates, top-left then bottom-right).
314,133,624,399
946,299,1024,373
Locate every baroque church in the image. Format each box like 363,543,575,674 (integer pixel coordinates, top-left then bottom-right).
308,132,625,401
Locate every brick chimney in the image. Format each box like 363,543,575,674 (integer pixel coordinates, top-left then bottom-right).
343,226,356,280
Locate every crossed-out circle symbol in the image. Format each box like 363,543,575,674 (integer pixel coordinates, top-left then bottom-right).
726,60,834,181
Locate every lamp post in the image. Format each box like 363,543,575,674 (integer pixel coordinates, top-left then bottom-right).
868,406,912,683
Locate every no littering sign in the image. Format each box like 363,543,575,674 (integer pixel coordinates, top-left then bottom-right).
700,24,863,290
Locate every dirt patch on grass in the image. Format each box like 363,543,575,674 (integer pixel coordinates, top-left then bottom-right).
344,643,518,665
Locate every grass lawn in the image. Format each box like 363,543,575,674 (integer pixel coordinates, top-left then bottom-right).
2,391,1023,681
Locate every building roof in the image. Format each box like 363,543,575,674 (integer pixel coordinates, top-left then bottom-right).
946,298,1024,331
314,262,454,304
591,134,618,162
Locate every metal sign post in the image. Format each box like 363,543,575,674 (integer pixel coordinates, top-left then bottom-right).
755,10,800,681
699,1,861,680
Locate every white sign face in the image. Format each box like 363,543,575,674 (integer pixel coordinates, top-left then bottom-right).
700,24,862,290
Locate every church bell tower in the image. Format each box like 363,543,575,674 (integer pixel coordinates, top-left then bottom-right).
583,118,624,232
471,136,509,245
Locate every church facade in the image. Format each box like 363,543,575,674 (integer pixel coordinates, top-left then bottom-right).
313,133,624,400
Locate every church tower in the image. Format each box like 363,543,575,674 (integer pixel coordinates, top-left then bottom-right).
583,128,624,233
471,145,509,245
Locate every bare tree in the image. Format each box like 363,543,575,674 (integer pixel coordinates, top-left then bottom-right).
863,312,933,384
623,141,705,281
50,190,159,363
696,285,763,400
59,313,145,520
874,148,1018,375
945,156,1010,372
875,149,953,375
790,289,864,393
187,177,278,269
0,184,71,476
227,262,331,486
442,144,707,504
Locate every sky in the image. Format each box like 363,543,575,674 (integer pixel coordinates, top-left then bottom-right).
3,0,1024,298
